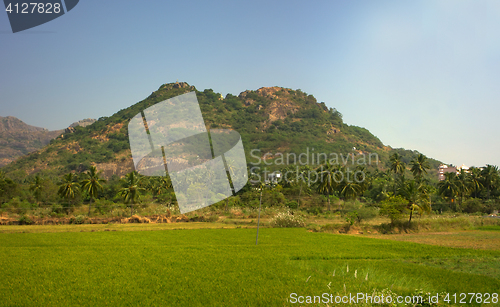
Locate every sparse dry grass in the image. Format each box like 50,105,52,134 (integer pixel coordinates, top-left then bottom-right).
363,230,500,251
0,222,254,234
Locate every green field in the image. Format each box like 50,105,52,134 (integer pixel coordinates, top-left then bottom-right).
1,228,499,306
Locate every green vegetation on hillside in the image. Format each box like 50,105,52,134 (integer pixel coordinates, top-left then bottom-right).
0,82,499,226
1,82,440,179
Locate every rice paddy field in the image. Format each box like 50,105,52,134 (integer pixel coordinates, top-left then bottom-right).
0,226,499,306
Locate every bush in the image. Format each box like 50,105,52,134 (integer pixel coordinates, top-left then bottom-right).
483,200,500,214
379,196,408,223
270,211,305,228
461,198,484,214
355,206,379,223
18,215,33,225
51,204,65,214
306,207,323,215
189,215,219,223
342,203,379,224
70,215,86,224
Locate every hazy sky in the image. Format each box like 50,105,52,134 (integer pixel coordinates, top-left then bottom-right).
1,0,499,168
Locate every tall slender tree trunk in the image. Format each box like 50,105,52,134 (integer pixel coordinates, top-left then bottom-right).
88,197,92,217
327,197,331,211
131,202,134,217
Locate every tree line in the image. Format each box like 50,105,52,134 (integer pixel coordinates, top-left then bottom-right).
0,153,499,221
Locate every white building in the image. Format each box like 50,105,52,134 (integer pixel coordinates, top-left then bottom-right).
438,164,469,181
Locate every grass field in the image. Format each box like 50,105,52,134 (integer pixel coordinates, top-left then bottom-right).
1,227,499,306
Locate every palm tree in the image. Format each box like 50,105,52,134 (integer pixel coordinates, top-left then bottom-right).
150,176,172,199
389,153,406,194
399,180,431,222
468,167,483,199
354,165,370,195
30,174,43,205
295,165,311,209
119,171,146,216
410,154,430,182
389,153,406,176
438,172,458,210
317,163,340,211
455,169,469,207
58,173,80,204
481,164,499,200
332,166,362,213
373,169,394,200
340,180,361,202
81,166,106,216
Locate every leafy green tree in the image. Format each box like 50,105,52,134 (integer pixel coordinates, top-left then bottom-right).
0,171,18,204
58,173,80,204
379,195,408,223
81,166,106,216
119,171,146,216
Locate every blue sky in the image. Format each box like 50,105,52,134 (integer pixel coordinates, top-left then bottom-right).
1,0,499,168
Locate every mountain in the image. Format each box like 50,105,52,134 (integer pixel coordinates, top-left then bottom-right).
0,116,63,167
0,117,98,168
1,82,441,180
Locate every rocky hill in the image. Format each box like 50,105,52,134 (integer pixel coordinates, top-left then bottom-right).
0,116,63,167
0,116,99,168
1,82,441,180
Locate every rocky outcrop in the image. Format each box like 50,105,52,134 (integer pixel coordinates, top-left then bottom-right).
240,87,300,130
69,118,96,128
93,159,135,179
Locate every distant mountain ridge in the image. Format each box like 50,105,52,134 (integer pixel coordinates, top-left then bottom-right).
0,116,95,167
1,82,442,179
0,116,48,133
